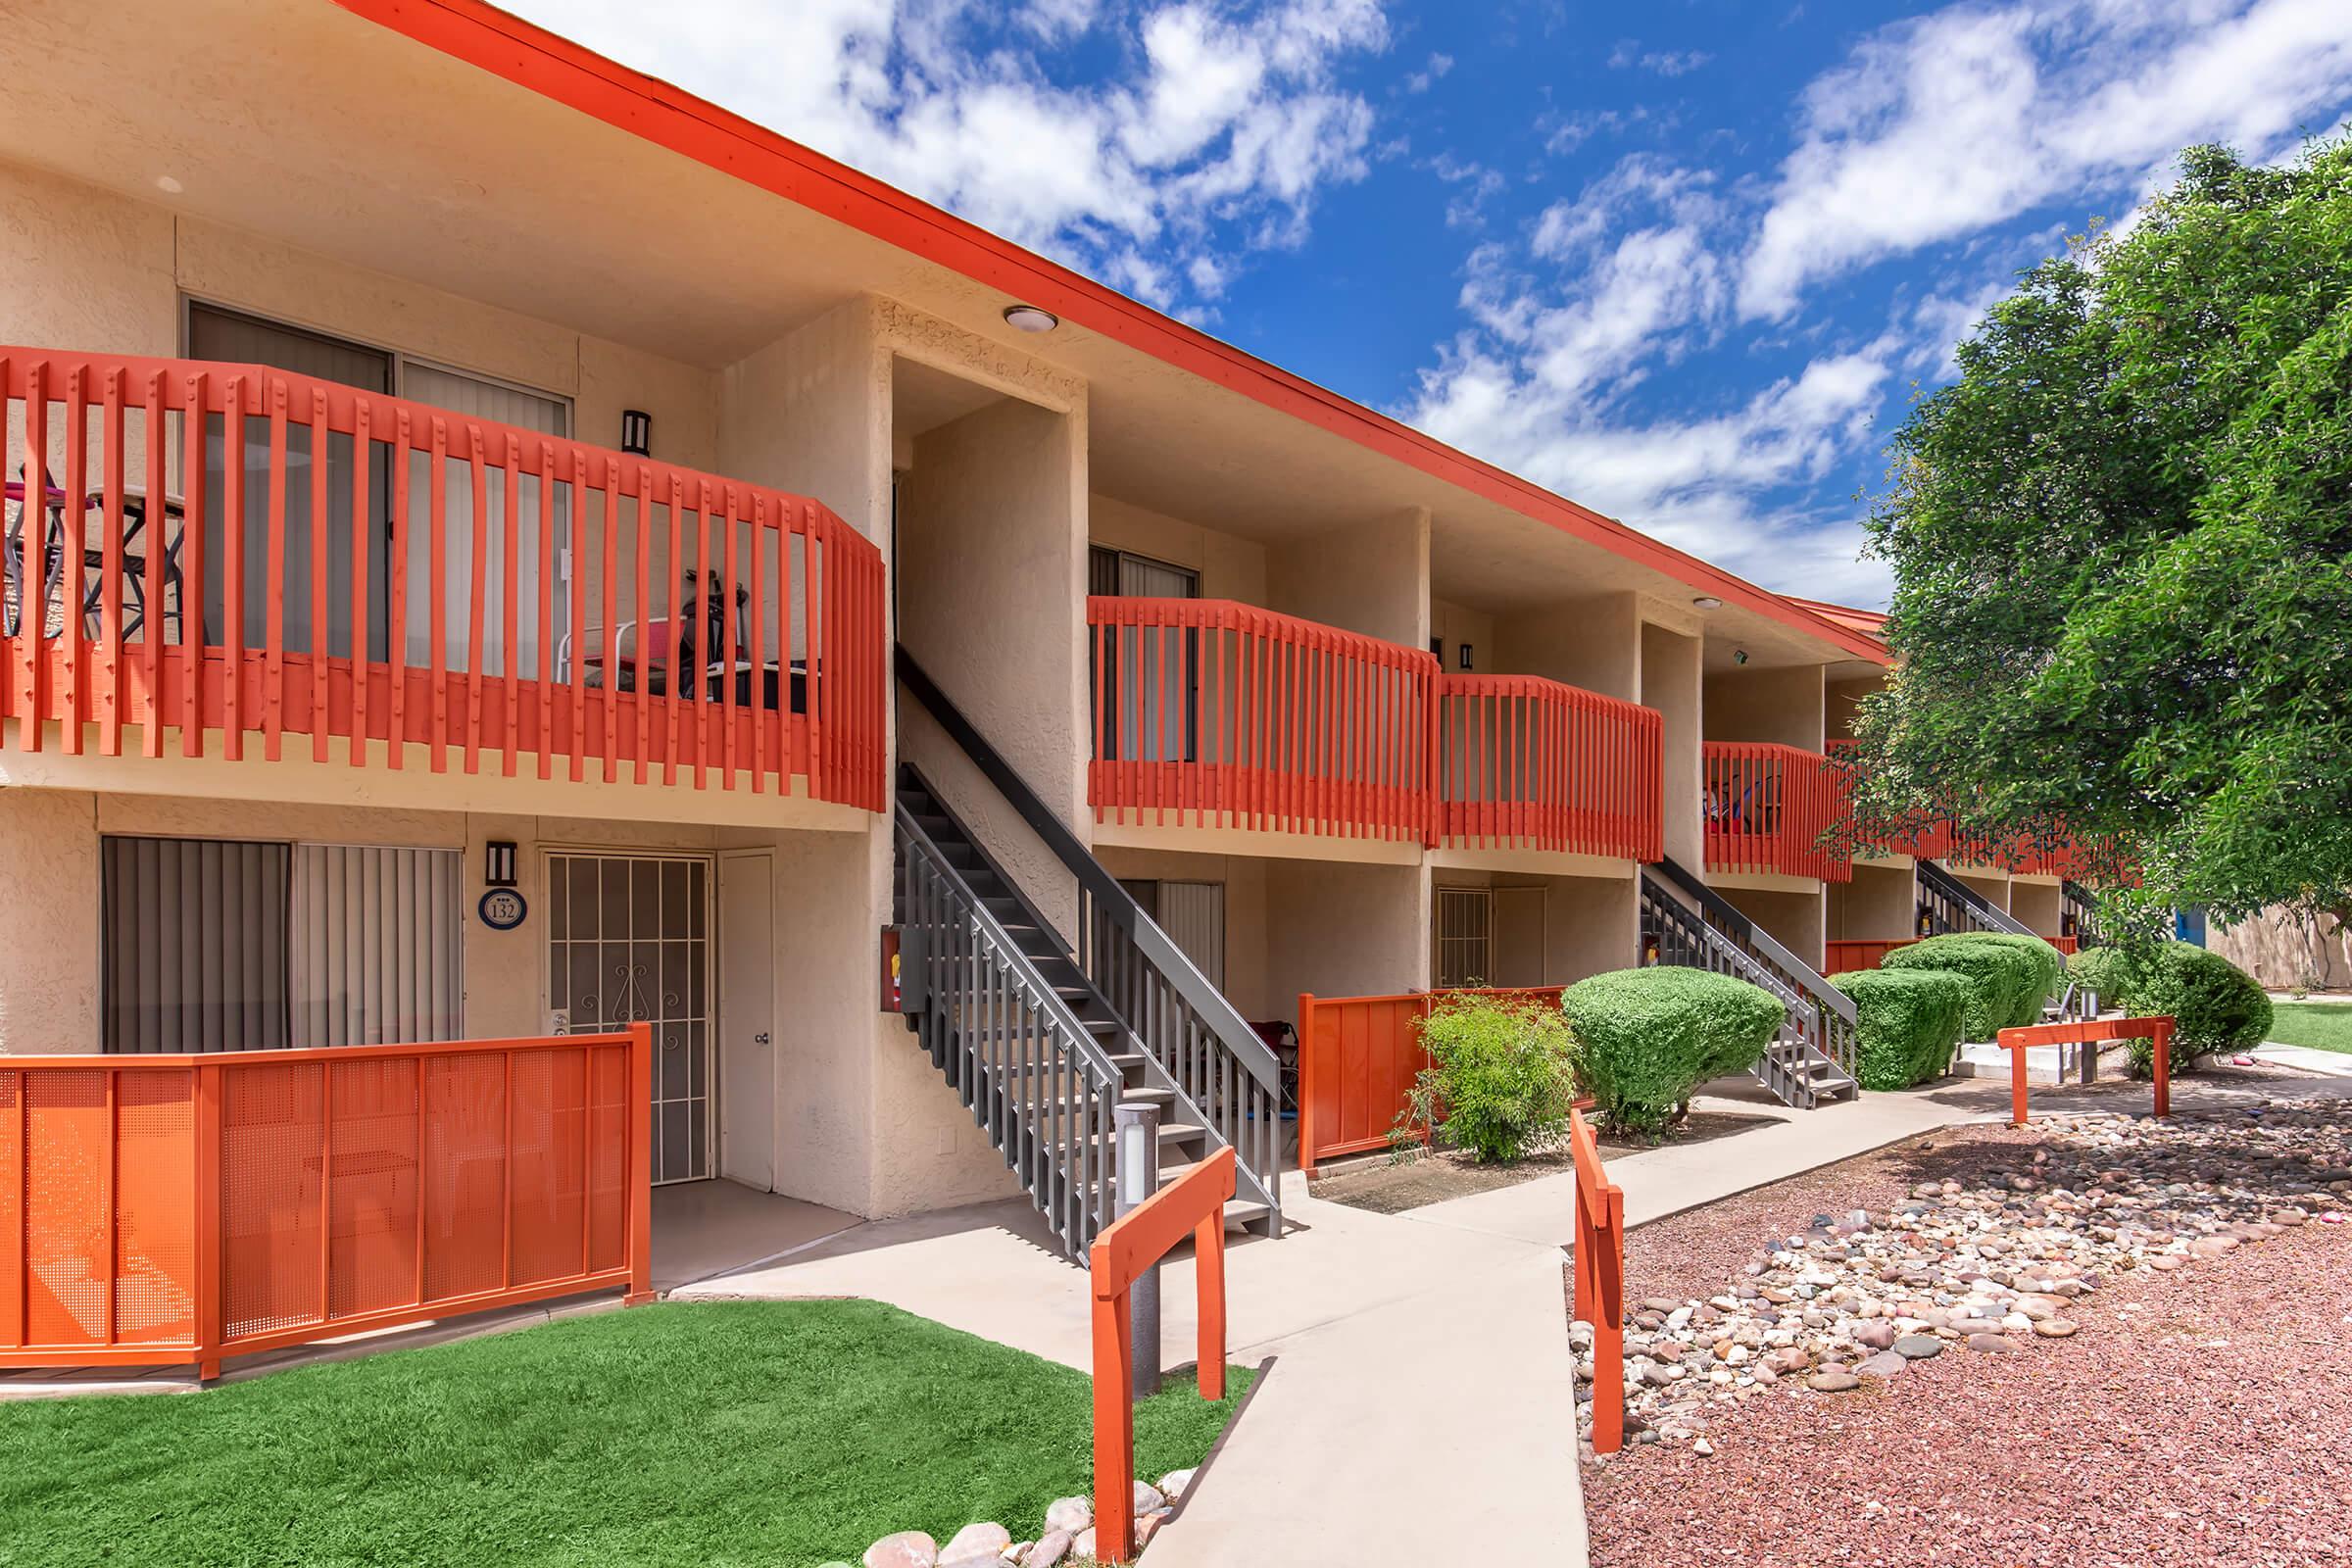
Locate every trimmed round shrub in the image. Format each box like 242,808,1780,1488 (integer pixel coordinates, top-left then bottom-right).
1561,967,1784,1135
2124,942,2273,1074
1949,934,2067,1024
1881,935,2040,1041
1397,995,1579,1163
1829,967,1970,1089
2068,944,2136,1007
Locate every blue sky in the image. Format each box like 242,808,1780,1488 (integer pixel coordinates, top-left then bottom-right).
515,0,2352,606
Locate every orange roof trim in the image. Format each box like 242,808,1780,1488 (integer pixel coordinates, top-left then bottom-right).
332,0,1888,665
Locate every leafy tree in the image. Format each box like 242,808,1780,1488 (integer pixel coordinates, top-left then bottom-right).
1848,135,2352,956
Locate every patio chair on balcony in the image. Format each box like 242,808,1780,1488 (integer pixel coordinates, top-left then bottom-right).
3,469,186,644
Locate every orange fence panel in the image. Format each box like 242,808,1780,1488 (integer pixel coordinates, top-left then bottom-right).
1297,986,1567,1175
1090,1146,1234,1566
1996,1014,2173,1126
1087,597,1436,842
0,350,885,810
1703,741,1852,881
1569,1107,1625,1455
1435,672,1662,860
1824,938,1919,972
0,1026,651,1378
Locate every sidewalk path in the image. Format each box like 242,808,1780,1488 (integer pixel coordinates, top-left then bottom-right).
676,1080,2004,1567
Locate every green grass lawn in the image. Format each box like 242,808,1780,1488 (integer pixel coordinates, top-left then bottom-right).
0,1299,1251,1568
2267,1001,2352,1054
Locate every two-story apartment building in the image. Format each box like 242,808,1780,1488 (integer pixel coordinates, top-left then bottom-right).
0,0,2086,1313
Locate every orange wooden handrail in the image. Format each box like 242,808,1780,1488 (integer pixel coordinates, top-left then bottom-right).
1702,741,1852,881
1569,1107,1625,1455
0,1024,653,1379
1996,1014,2173,1125
0,349,885,809
1435,671,1662,859
1089,1145,1235,1565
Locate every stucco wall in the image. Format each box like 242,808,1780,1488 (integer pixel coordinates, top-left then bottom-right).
2007,880,2062,939
1268,859,1427,1021
1267,508,1429,650
1704,664,1826,752
1717,884,1827,970
1832,860,1918,941
1500,592,1642,702
1641,621,1702,868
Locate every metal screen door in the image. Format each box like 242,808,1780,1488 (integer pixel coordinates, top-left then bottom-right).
547,853,712,1184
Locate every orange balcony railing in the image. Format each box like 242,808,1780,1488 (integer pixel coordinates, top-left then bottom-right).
1087,597,1435,841
1437,672,1661,859
1702,741,1852,881
0,1027,652,1379
0,350,885,808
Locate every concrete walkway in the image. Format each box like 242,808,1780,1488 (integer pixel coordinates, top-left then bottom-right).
674,1079,2004,1566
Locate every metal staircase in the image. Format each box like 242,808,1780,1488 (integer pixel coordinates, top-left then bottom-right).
893,651,1282,1261
1918,858,2094,1023
1640,858,1858,1109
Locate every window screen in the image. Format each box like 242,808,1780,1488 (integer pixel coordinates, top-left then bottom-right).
288,845,464,1047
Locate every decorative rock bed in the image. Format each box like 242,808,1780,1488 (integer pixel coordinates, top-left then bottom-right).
1574,1102,2352,1457
849,1471,1195,1568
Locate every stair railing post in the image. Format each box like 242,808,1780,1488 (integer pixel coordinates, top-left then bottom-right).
1114,1099,1162,1398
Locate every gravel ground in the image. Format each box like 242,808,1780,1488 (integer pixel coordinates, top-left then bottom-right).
1584,1114,2352,1568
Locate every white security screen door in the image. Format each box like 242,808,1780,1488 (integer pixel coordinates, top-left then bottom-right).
547,852,713,1184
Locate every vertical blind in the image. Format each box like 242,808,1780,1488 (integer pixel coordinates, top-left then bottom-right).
101,838,462,1053
288,845,464,1047
102,838,291,1053
1156,881,1227,990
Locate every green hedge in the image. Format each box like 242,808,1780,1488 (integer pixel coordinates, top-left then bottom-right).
2125,942,2273,1072
1828,967,1971,1089
2068,945,2136,1007
1950,934,2067,1023
1881,935,2041,1040
1560,967,1783,1135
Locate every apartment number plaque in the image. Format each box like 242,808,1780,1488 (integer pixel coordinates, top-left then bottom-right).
478,887,529,931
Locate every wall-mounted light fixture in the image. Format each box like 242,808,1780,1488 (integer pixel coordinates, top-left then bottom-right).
1457,643,1475,671
1003,304,1060,333
484,840,518,887
1732,649,1750,665
620,410,652,456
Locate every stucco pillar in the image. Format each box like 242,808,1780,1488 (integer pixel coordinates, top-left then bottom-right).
1641,620,1702,870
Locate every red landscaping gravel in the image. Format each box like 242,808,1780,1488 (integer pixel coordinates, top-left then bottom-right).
1584,1127,2352,1568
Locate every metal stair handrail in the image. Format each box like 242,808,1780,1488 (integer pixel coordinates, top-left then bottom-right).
1639,868,1843,1107
1649,857,1859,1032
897,647,1283,1230
1918,858,2035,936
896,803,1124,1256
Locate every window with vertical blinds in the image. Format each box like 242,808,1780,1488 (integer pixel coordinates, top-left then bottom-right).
100,838,462,1053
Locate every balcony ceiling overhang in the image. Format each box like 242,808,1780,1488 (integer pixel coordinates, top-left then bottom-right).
4,0,1884,672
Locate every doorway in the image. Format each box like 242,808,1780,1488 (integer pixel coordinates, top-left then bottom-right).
546,851,713,1185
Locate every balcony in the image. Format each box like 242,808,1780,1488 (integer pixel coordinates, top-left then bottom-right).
1085,597,1662,858
0,349,885,808
1086,597,1435,841
1436,673,1661,860
1702,742,1852,881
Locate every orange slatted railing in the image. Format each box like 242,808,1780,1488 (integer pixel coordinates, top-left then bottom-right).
1297,986,1569,1175
1436,673,1661,859
1702,742,1852,882
1087,597,1435,841
0,1026,652,1379
0,351,884,810
1569,1106,1625,1456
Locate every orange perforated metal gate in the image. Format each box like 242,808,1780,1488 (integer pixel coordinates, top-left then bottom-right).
1297,987,1568,1175
0,1027,650,1377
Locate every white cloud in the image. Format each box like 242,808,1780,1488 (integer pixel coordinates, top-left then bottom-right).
1403,51,1454,93
503,0,1390,307
1740,0,2352,317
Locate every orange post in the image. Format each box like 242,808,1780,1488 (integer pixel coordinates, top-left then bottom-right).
2152,1017,2172,1120
1569,1108,1625,1455
1089,1146,1236,1566
624,1019,657,1306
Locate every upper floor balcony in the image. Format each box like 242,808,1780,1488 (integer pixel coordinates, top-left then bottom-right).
1702,741,1853,882
0,349,886,809
1084,596,1661,859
